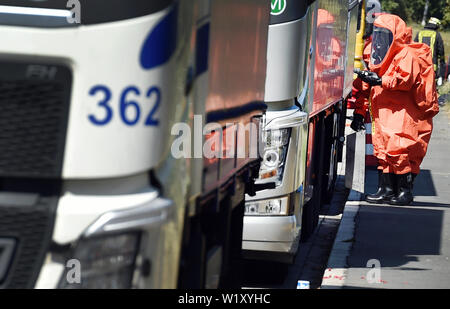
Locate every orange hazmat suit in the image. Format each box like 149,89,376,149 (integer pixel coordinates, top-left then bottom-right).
356,14,439,175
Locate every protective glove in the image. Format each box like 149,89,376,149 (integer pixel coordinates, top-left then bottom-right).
350,113,365,132
354,68,382,86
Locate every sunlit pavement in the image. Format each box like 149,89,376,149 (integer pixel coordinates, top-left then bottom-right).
323,108,450,289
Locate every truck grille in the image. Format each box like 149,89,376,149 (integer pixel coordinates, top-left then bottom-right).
0,61,72,178
0,179,59,289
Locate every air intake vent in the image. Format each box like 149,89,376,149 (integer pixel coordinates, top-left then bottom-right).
0,178,60,289
0,61,72,178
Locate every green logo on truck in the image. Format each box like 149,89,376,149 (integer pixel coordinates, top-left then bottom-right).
271,0,287,15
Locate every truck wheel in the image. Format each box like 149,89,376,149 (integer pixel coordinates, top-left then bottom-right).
300,200,316,242
177,216,206,288
323,112,339,204
218,200,244,288
301,179,322,242
323,141,338,203
301,116,325,242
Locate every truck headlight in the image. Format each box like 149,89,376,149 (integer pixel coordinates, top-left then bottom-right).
258,128,291,186
245,196,289,216
58,233,140,289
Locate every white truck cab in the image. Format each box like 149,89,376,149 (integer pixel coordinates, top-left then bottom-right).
0,0,270,289
0,0,193,288
243,0,314,263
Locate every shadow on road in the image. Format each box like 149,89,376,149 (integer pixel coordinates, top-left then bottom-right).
344,167,444,269
241,259,289,288
413,169,438,196
411,201,450,208
345,204,443,269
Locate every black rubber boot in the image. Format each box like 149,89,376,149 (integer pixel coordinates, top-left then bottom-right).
389,173,414,206
365,171,396,204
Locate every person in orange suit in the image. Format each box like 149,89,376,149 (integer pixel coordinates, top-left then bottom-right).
351,26,415,197
351,22,412,131
351,14,439,206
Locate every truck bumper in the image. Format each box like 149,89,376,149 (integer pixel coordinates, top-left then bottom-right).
242,200,301,259
242,108,307,261
33,174,176,289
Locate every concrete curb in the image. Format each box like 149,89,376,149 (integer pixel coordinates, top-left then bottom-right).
320,197,360,288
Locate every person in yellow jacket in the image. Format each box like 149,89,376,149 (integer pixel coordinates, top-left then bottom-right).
415,17,446,86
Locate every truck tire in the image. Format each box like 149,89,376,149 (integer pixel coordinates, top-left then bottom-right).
177,216,206,288
300,200,317,242
323,112,339,204
218,200,245,288
301,116,325,242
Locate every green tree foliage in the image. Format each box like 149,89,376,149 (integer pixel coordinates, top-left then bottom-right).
442,1,450,28
380,0,412,22
380,0,450,28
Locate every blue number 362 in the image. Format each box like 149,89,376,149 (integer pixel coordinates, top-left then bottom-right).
88,85,161,127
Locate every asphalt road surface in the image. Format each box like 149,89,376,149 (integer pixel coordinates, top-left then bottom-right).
339,106,450,289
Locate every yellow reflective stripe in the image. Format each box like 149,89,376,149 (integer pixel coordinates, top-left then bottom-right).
418,30,437,59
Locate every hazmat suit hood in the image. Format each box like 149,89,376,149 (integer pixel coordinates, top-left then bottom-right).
369,14,410,75
354,14,438,176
